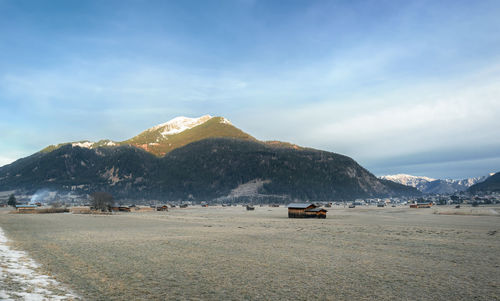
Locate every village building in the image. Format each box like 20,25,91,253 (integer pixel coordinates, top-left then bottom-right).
287,203,328,218
15,204,38,213
109,204,131,212
304,207,327,218
410,202,433,208
156,205,169,211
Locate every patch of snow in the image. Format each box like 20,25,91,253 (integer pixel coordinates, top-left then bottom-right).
71,141,94,149
149,115,213,137
0,290,12,300
219,117,232,125
0,227,79,300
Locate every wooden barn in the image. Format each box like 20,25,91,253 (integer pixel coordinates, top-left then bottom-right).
287,203,328,218
109,204,131,212
410,202,433,208
156,205,169,211
15,204,38,213
305,207,327,218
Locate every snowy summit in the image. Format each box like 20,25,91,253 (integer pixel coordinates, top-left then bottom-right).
149,115,214,137
380,174,435,187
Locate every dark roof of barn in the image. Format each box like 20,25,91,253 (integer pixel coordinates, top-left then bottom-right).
306,207,328,212
287,203,316,209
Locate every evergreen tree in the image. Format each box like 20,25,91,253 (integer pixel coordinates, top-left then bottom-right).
7,194,16,207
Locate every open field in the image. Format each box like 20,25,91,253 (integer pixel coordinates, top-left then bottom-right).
0,205,499,300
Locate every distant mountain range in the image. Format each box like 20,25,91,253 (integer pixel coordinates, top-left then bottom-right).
0,115,419,202
380,173,493,194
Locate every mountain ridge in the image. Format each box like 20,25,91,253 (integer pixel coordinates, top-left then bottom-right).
41,115,255,157
468,172,500,193
0,138,419,201
0,116,420,202
381,173,492,194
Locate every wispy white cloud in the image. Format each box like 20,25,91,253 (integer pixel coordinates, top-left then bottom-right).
0,156,15,167
1,0,499,178
237,63,500,178
2,55,500,178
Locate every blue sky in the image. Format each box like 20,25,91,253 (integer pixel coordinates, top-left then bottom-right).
1,0,500,179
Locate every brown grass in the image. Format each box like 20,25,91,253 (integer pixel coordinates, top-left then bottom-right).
0,205,499,300
434,207,500,216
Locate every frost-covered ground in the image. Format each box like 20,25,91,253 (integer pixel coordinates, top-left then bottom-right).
0,228,78,300
0,206,499,300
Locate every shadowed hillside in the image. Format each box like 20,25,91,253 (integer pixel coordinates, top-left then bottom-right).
468,172,500,193
0,138,419,202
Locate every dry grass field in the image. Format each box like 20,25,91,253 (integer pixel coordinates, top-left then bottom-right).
0,205,499,300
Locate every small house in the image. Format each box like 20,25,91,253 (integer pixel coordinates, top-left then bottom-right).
410,202,433,208
288,203,316,218
305,207,328,218
157,205,169,211
287,203,328,218
109,204,131,212
15,204,38,213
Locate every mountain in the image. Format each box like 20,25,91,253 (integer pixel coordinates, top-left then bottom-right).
381,174,491,194
0,116,420,202
124,115,255,156
41,115,255,156
468,172,500,193
380,174,435,192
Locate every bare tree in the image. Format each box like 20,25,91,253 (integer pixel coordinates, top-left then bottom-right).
90,192,114,212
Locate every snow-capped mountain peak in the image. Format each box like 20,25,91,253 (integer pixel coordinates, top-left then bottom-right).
380,174,435,186
219,117,232,125
149,115,213,137
380,173,491,194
